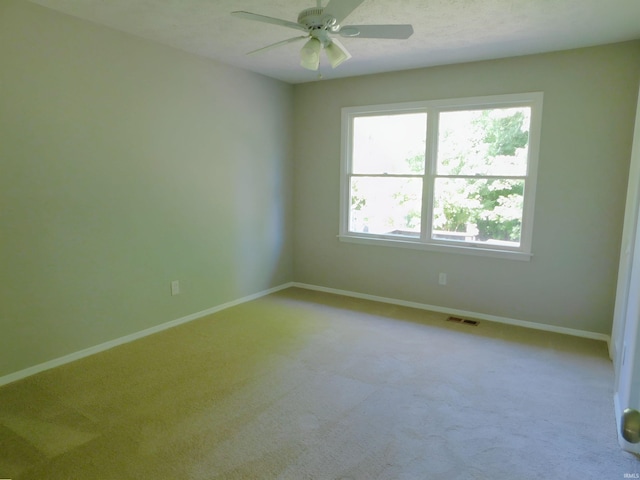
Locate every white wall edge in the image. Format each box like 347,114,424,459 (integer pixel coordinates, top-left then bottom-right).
0,282,295,387
292,282,612,344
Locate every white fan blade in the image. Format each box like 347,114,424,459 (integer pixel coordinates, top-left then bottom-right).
231,11,308,33
247,36,308,56
323,0,365,24
339,24,414,39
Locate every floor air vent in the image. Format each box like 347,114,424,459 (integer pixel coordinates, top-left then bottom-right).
446,316,479,326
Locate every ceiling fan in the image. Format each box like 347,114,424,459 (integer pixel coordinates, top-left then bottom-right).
231,0,414,71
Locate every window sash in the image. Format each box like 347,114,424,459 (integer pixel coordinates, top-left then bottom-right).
340,93,543,260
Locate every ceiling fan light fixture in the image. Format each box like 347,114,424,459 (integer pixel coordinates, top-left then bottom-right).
300,37,321,70
325,40,351,68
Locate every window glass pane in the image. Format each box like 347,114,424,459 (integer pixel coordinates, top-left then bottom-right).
437,107,531,176
432,178,524,246
353,113,427,174
350,177,422,237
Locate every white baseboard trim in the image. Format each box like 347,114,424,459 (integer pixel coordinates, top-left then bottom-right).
0,282,295,387
1,281,610,387
609,337,620,363
292,282,612,344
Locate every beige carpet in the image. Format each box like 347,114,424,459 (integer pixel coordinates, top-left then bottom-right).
1,287,638,479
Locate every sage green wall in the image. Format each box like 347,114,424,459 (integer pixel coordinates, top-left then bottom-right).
0,1,293,376
293,41,640,335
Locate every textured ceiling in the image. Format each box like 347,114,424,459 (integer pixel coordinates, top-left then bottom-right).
27,0,640,84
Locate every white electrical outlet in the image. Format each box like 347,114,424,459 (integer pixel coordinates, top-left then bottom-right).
171,280,180,296
438,273,447,286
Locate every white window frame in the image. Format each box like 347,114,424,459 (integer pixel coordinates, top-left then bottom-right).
339,92,543,261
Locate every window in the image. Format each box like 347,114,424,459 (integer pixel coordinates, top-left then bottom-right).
339,93,543,260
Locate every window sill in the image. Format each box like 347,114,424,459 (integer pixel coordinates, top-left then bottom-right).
337,234,533,261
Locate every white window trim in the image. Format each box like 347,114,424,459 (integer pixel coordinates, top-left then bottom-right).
338,92,544,261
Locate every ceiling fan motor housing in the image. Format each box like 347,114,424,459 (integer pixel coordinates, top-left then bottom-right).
297,8,338,32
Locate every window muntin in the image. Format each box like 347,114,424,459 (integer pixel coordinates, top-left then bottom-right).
340,93,543,259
